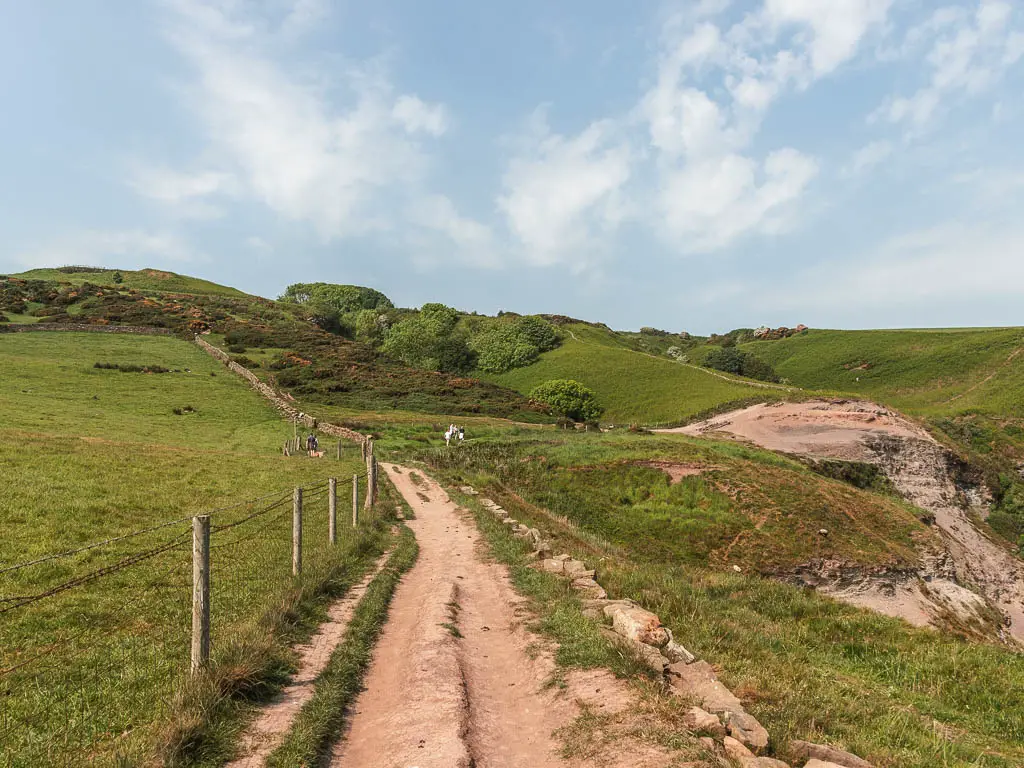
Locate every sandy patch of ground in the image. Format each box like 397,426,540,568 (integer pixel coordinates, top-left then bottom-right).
663,400,1024,644
225,550,391,767
664,400,932,462
329,465,689,768
634,461,719,484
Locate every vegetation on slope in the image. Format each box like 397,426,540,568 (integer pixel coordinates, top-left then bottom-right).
10,266,248,297
483,323,783,424
0,332,395,765
423,433,1024,768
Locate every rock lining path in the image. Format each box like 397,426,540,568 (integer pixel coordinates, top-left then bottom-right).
329,464,679,768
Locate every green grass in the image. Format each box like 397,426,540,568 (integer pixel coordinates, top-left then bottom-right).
483,324,780,425
423,435,1024,768
424,432,933,573
10,267,248,297
741,327,1024,417
0,332,382,766
264,526,418,767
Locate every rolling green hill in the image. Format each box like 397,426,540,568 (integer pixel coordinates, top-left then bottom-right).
739,327,1024,417
482,323,788,424
10,266,248,297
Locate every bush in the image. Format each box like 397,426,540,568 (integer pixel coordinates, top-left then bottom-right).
226,344,247,354
703,347,780,383
381,303,475,374
529,379,603,422
471,316,558,373
112,271,124,284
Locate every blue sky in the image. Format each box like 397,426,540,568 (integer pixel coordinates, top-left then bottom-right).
2,0,1023,333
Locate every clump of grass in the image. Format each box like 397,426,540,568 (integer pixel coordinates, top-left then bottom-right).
264,526,418,767
94,361,171,373
172,405,197,415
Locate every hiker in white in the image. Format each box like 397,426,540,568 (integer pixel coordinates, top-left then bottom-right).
458,426,465,443
444,426,452,447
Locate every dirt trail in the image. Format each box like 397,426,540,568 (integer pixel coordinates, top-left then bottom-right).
664,400,1024,644
944,346,1023,404
330,464,679,768
226,551,391,767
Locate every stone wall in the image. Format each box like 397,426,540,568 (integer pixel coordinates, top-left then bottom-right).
192,335,367,445
0,323,174,336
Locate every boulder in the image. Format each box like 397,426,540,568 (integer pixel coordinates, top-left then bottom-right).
531,545,553,560
502,518,518,526
527,528,542,545
540,559,565,575
750,759,790,768
553,553,572,562
727,711,770,754
563,559,591,579
724,737,754,760
459,486,478,495
683,706,726,739
803,762,848,768
601,629,668,674
606,604,670,647
789,742,873,768
667,661,743,714
571,577,607,600
663,628,696,664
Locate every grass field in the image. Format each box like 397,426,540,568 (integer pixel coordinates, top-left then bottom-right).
10,268,248,298
423,433,1024,768
0,332,388,766
740,328,1024,417
483,323,781,425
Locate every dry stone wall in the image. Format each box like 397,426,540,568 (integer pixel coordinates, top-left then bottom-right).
461,486,875,768
192,335,367,444
0,323,174,336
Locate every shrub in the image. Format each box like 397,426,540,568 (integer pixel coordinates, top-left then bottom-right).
0,312,8,323
381,303,475,374
112,271,124,284
704,347,780,383
471,316,558,373
226,344,247,354
529,379,603,422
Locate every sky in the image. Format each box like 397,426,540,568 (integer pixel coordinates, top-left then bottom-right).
1,0,1023,334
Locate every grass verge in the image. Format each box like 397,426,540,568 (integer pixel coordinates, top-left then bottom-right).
264,525,419,767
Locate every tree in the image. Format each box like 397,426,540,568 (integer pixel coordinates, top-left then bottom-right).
529,379,603,422
380,303,474,374
704,347,744,375
470,316,559,373
112,271,124,284
279,283,393,313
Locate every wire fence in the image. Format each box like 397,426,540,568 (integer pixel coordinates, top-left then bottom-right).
0,468,380,767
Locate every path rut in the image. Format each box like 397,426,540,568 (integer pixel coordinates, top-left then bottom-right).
329,464,679,768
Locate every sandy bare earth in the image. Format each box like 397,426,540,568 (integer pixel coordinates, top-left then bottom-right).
663,400,1024,644
225,550,392,768
664,400,932,461
329,464,679,768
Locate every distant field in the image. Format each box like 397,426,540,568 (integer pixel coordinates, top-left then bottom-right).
484,323,778,424
10,267,248,297
0,333,385,765
741,327,1024,417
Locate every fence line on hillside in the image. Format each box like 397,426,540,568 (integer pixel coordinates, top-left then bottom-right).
0,451,382,766
192,334,368,445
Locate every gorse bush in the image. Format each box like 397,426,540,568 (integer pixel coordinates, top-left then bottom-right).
529,379,603,422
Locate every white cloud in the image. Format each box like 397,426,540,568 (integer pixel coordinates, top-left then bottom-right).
659,148,819,251
16,230,197,269
407,194,499,267
146,0,480,253
497,113,631,267
843,140,893,177
392,96,448,137
127,164,234,219
876,0,1023,132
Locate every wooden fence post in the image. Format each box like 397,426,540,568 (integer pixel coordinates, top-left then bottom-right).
360,440,367,461
191,515,211,676
292,488,302,576
328,478,337,544
352,474,359,527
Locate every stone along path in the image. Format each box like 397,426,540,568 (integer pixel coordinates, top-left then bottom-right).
329,464,679,768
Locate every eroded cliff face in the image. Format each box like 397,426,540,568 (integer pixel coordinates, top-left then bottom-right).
670,400,1024,645
864,434,1024,643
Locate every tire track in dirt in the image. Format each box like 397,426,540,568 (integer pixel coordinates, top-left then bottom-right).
225,550,392,768
329,465,681,768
